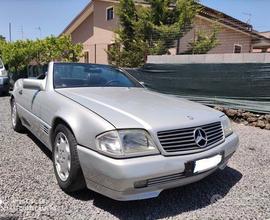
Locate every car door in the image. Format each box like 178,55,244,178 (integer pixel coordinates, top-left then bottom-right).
32,90,52,147
28,77,54,147
17,81,42,137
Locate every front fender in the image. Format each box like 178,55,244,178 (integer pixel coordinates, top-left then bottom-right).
48,96,115,151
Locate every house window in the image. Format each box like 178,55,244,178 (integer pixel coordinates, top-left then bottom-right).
234,44,242,53
84,51,89,63
106,7,114,21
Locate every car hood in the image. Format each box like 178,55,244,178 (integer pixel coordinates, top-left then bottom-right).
56,88,223,131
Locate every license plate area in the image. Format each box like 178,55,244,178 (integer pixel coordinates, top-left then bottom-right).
185,153,223,176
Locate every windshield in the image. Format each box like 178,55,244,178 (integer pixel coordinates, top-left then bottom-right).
53,63,142,89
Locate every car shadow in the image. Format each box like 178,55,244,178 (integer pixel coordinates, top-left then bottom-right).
26,131,52,160
25,131,242,219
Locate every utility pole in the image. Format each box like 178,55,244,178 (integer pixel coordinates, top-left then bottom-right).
20,26,24,40
36,26,42,39
9,22,12,42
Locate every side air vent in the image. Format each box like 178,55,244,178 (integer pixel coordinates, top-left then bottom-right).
40,124,49,135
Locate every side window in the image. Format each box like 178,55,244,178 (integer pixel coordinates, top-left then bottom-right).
234,44,242,53
106,7,114,21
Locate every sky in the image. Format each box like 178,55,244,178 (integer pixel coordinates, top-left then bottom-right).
0,0,270,41
200,0,270,32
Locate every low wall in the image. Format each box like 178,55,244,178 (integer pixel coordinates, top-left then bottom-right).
147,53,270,64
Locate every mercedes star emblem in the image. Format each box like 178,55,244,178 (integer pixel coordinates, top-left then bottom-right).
194,128,208,148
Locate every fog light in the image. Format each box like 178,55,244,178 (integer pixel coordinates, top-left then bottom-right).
134,180,148,188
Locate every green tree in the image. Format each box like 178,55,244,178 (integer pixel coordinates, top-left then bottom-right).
117,0,137,48
0,40,34,73
107,0,147,67
34,35,83,64
107,0,200,67
0,35,83,75
185,25,219,54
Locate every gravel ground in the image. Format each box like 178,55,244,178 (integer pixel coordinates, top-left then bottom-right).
0,95,269,220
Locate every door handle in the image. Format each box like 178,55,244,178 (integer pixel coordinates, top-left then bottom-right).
19,90,23,95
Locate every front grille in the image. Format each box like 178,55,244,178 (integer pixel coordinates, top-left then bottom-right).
157,122,224,153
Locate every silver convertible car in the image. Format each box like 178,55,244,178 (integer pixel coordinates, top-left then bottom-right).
11,62,239,201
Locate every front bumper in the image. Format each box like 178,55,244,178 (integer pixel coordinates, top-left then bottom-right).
77,133,239,201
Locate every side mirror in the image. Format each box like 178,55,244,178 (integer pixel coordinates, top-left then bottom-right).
23,79,45,91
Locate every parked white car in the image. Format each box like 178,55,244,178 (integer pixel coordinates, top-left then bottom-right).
11,62,239,201
0,58,9,95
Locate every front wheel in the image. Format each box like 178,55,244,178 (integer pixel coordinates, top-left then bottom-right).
11,99,25,132
52,124,86,192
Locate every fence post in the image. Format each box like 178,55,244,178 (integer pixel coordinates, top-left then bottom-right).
94,44,97,64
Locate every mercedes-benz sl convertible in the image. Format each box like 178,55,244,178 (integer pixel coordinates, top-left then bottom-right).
11,62,239,201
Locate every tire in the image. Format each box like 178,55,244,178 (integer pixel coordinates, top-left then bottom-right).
52,124,86,192
11,99,25,132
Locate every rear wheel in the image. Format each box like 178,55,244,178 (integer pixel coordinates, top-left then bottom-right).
11,99,25,132
52,124,86,192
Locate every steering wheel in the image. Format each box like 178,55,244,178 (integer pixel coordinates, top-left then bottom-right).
104,80,120,86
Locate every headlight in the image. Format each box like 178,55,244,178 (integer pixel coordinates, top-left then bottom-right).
221,115,233,137
0,70,7,77
96,129,159,158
